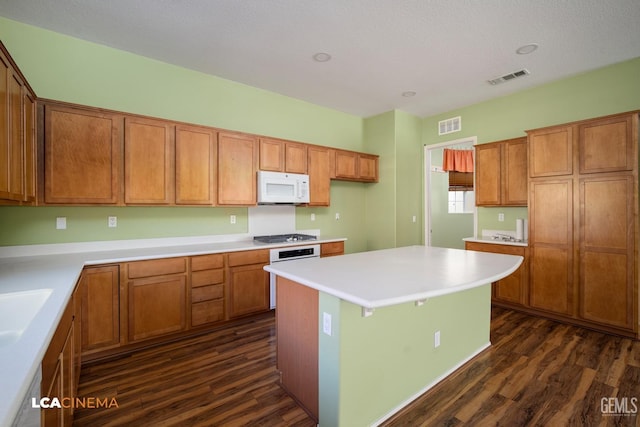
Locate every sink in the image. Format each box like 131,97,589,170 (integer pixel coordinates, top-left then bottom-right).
0,289,52,348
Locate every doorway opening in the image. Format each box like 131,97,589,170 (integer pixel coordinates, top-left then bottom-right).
424,137,477,248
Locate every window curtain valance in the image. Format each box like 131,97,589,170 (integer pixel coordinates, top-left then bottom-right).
442,148,474,173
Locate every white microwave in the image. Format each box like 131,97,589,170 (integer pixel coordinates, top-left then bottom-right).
257,171,310,204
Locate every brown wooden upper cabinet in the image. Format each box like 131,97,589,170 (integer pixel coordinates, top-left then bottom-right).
528,125,573,177
475,137,527,206
124,117,175,205
44,103,123,205
333,149,379,182
259,137,308,174
217,131,258,205
307,146,331,206
39,100,378,207
0,43,37,205
578,114,635,174
175,125,217,205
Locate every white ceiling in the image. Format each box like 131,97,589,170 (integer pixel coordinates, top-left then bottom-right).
1,0,639,118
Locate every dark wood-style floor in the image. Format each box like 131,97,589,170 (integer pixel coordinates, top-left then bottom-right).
74,308,640,426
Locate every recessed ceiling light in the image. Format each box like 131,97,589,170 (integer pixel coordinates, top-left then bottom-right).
402,91,416,97
312,52,332,62
516,43,539,55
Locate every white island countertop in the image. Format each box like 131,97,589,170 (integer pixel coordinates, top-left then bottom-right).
265,245,523,309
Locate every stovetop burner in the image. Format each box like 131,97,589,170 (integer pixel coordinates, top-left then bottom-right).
253,233,317,244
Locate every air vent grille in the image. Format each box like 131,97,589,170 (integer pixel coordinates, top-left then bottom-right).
438,116,461,135
488,69,530,85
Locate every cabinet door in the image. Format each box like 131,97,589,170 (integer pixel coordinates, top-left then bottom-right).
42,357,63,427
44,104,122,204
217,132,257,205
285,142,308,174
259,138,284,171
307,146,330,206
529,179,573,315
0,50,9,199
528,125,573,177
475,142,501,206
334,150,358,179
22,90,36,203
578,114,636,174
125,117,174,204
502,138,528,205
175,125,216,205
358,154,378,182
7,70,23,200
80,266,120,353
128,274,187,342
579,176,634,329
228,264,269,318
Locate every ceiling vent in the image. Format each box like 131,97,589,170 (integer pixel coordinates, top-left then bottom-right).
438,116,461,135
488,69,530,85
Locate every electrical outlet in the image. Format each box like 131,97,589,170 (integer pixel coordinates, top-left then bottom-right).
412,215,417,223
230,215,236,224
56,217,66,230
434,330,441,348
108,216,117,228
498,213,505,222
311,213,316,221
323,312,332,336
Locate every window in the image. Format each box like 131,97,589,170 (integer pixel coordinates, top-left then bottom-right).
448,172,475,213
448,190,475,213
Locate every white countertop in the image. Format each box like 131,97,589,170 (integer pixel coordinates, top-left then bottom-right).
463,237,528,247
265,245,523,309
0,235,344,427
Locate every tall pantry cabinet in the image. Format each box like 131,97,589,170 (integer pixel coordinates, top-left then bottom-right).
527,112,639,338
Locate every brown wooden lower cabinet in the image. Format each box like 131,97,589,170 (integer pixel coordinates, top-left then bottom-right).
227,249,270,318
75,244,343,360
41,290,77,427
124,257,188,342
320,241,344,257
79,265,120,355
190,253,226,327
464,242,528,306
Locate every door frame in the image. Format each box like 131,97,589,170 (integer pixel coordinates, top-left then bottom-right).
423,136,478,246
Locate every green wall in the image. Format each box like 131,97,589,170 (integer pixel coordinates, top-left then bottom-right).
394,111,423,247
422,56,640,237
318,285,491,426
0,17,372,252
362,110,422,250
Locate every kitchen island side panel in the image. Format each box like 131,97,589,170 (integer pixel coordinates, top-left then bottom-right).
319,284,491,426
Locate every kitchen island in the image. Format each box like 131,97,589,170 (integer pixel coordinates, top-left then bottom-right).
265,245,523,426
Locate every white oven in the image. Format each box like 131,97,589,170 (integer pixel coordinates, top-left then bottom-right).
268,244,320,308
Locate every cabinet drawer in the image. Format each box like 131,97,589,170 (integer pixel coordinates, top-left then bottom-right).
191,269,224,287
227,249,269,267
192,284,224,303
465,242,525,256
127,257,187,278
321,241,344,257
192,300,224,326
191,254,224,271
